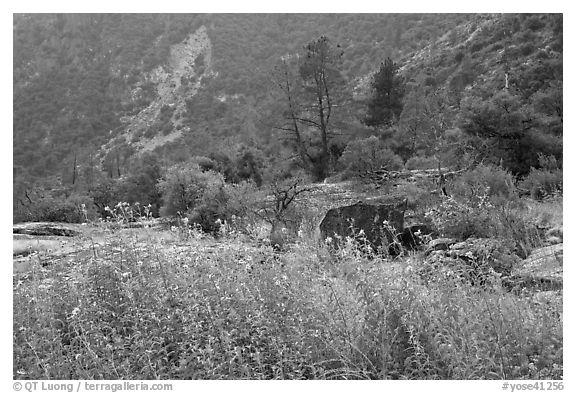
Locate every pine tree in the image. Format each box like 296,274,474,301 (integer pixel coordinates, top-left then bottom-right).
364,57,405,128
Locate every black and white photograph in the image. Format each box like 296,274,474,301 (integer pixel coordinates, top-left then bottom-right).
12,10,564,384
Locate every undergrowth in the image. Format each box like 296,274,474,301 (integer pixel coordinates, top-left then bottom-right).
13,223,562,379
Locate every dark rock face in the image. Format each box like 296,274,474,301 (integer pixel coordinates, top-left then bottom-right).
398,224,436,251
319,199,407,251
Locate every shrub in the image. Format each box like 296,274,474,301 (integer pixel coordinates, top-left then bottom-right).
157,164,225,217
520,168,562,200
490,43,504,52
339,136,404,176
454,51,465,63
188,180,261,234
16,192,93,223
525,15,546,31
190,156,219,172
425,195,501,240
520,43,535,56
519,154,562,200
13,232,562,379
405,156,438,170
450,164,517,203
469,41,486,54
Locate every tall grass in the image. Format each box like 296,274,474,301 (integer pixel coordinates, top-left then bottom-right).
13,225,562,380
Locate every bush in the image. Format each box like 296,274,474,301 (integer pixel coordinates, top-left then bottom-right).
454,51,465,63
157,164,225,217
339,136,404,176
469,41,486,54
188,180,261,234
450,164,517,203
16,192,93,223
525,15,546,31
519,154,562,200
13,231,562,379
520,43,535,56
405,156,438,170
520,168,562,200
425,196,501,240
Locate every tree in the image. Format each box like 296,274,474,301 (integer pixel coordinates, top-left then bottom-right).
364,57,405,128
156,164,224,216
271,36,347,181
118,153,164,216
459,90,561,175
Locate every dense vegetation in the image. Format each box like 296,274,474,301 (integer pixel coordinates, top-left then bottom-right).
13,13,562,224
13,13,563,380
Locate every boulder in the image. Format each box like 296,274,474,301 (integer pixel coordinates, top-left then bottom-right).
398,224,436,251
425,238,457,254
319,199,406,252
420,238,520,287
503,244,563,292
545,226,563,245
13,222,82,237
447,238,520,276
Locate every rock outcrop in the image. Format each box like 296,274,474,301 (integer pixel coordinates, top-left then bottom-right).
421,238,521,286
319,198,407,252
503,244,563,292
13,222,82,237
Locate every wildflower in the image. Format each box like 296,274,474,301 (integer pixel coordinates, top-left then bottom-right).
325,237,333,244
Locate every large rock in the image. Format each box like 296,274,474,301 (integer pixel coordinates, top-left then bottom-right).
421,238,521,287
503,244,563,292
13,222,82,237
319,199,407,252
425,238,457,254
398,224,437,251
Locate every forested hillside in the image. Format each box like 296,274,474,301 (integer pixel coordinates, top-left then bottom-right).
13,14,564,380
13,13,562,222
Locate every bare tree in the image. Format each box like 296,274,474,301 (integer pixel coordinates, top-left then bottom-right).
270,36,346,181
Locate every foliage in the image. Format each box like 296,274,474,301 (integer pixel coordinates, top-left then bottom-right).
14,191,92,224
450,164,517,202
425,194,501,240
117,153,163,216
405,156,438,170
364,57,405,128
270,36,348,181
458,90,561,175
157,164,225,217
186,180,261,234
13,227,562,379
520,168,563,200
339,136,404,176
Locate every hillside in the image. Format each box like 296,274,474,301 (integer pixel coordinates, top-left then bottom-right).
13,13,562,222
13,14,478,177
